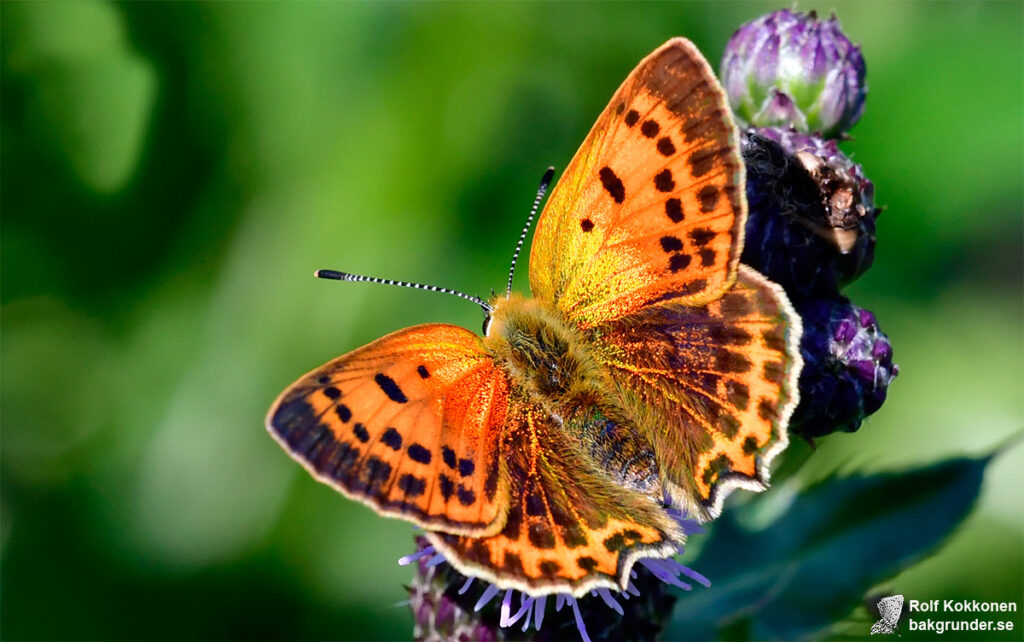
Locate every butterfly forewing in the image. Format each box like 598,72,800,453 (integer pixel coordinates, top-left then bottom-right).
267,324,510,536
427,403,680,597
529,38,746,328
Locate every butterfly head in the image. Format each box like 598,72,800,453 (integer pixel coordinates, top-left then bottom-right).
483,293,603,403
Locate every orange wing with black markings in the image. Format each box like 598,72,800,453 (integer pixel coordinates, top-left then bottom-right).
427,402,680,597
267,324,511,536
529,38,746,328
594,266,802,519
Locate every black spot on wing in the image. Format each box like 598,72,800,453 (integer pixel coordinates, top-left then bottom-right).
669,254,692,273
690,228,716,247
458,458,475,477
380,427,402,450
322,386,341,400
528,523,556,549
678,278,707,296
484,462,499,501
624,109,640,127
408,443,431,464
503,504,523,539
659,236,683,253
416,365,430,379
654,169,675,193
689,147,718,178
657,136,676,156
353,423,370,443
456,484,476,507
702,454,732,485
502,552,525,574
580,218,594,232
717,413,740,438
439,473,454,500
640,119,660,138
725,381,750,410
332,443,361,480
374,373,408,403
699,248,716,267
577,556,598,572
665,198,684,222
603,533,625,552
398,474,426,498
359,456,392,493
539,560,561,576
763,361,785,385
599,167,626,204
698,184,720,212
525,493,545,516
334,404,352,423
742,435,759,455
716,349,753,374
720,292,753,316
559,522,589,549
442,446,457,469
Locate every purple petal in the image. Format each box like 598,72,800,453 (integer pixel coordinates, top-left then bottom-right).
555,593,566,612
569,597,592,642
834,318,857,343
872,340,893,361
425,553,447,567
639,558,693,590
474,584,500,612
681,566,712,588
499,589,514,627
397,546,434,566
597,587,625,615
515,596,535,632
533,595,547,630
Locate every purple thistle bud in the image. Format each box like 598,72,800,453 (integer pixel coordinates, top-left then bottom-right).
721,9,867,138
791,298,898,439
741,128,878,300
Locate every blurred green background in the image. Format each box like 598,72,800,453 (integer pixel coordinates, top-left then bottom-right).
2,1,1021,640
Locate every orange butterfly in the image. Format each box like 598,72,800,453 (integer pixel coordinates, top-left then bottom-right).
267,38,802,598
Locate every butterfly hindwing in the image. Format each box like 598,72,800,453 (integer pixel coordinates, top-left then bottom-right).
267,324,511,536
529,38,746,328
427,402,680,597
594,266,802,519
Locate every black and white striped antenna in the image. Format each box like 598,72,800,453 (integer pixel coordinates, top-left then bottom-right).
506,167,555,297
314,270,493,313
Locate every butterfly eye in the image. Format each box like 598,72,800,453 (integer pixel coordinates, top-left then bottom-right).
481,315,492,336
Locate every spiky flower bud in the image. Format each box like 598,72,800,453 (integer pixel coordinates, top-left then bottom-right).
791,299,898,439
721,9,867,138
408,537,504,642
741,128,878,300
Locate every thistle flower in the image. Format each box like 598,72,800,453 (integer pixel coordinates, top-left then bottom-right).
721,9,867,138
790,298,898,439
741,128,878,300
405,510,707,642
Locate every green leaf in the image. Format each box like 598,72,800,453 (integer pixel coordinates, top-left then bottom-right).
665,454,993,640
